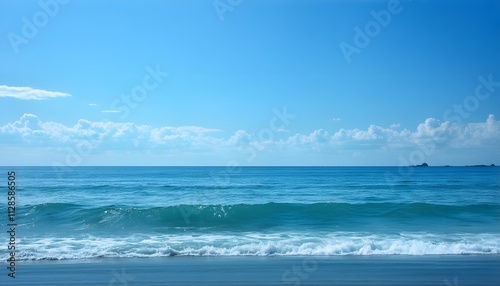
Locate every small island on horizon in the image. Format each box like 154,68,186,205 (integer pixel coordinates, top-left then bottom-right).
410,163,496,167
413,163,429,167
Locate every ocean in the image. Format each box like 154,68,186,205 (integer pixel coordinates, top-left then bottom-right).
3,166,500,260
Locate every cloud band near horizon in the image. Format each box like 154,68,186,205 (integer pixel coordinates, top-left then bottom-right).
1,113,498,152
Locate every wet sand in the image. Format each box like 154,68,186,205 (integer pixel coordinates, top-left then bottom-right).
2,255,499,285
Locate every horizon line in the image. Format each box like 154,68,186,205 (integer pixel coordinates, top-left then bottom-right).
1,165,497,168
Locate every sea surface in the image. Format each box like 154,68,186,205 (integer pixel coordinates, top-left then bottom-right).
2,166,499,260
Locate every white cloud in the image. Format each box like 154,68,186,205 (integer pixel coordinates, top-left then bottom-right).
88,103,97,107
411,114,500,148
101,110,121,113
0,113,41,135
149,126,222,146
330,125,408,144
332,117,341,122
288,129,330,145
228,130,253,146
0,85,71,100
286,115,499,151
0,114,498,157
0,114,223,150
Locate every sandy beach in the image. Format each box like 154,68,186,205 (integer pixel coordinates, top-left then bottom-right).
1,255,498,285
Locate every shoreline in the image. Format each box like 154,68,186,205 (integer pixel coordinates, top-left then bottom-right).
2,255,499,285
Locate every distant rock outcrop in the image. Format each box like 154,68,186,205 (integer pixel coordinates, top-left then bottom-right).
408,163,496,167
411,163,428,167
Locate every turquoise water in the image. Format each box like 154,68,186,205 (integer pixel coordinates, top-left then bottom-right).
3,166,499,260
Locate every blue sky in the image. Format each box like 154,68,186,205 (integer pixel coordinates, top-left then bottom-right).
1,0,499,166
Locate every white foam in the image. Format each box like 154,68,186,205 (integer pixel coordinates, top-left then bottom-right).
10,232,500,260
